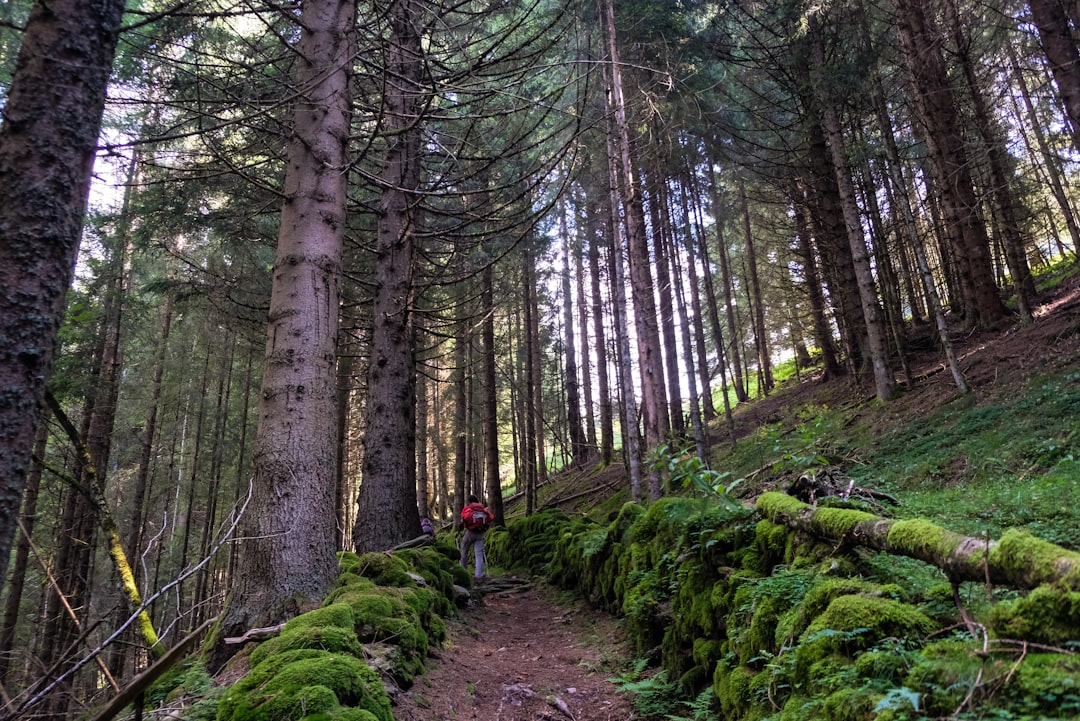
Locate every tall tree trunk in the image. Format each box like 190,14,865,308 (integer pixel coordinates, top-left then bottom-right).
811,25,895,401
1028,0,1080,152
682,173,717,422
0,0,126,597
573,192,598,457
802,104,869,374
355,0,426,551
452,316,470,524
0,423,46,688
416,353,431,520
525,242,547,499
791,188,842,380
1008,42,1080,258
482,265,504,524
586,175,615,465
947,0,1034,320
871,80,969,392
560,198,587,465
521,245,543,513
129,296,173,571
893,0,1007,326
649,173,685,436
604,0,666,498
708,175,749,402
213,0,354,669
739,181,774,394
605,132,643,501
670,218,708,463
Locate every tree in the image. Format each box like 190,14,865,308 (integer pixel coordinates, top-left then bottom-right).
353,0,424,551
0,0,126,598
213,0,356,665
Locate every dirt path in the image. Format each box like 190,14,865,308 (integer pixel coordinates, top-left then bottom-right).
391,576,638,721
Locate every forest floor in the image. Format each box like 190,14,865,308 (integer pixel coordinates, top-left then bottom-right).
390,578,637,721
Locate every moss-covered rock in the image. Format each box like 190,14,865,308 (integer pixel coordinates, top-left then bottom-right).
988,584,1080,646
248,625,363,670
218,652,391,721
713,660,753,719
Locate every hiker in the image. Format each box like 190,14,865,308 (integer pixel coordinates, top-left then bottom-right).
460,494,493,581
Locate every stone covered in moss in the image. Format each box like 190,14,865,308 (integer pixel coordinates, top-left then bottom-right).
248,625,363,670
988,584,1080,646
712,660,753,719
218,652,391,721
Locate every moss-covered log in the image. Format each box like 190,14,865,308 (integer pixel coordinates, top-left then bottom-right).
756,492,1080,590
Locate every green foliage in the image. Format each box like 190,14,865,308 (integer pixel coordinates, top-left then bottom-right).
651,444,744,511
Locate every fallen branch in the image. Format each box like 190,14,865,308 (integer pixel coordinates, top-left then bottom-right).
224,624,285,645
757,492,1080,590
83,616,218,721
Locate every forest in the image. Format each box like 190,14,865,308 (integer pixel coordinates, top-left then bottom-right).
0,0,1078,719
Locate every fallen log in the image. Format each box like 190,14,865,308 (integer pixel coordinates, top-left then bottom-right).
756,492,1080,590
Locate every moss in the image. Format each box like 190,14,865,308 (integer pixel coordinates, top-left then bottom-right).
225,653,391,721
248,626,363,670
225,683,339,721
337,552,362,576
821,687,875,721
327,574,376,599
284,604,355,633
350,553,415,587
794,578,880,638
327,709,381,721
713,661,753,719
811,507,876,538
756,492,809,522
746,595,784,660
854,649,910,683
988,584,1080,645
805,595,936,642
1005,653,1080,713
991,528,1080,590
886,519,954,559
902,640,981,716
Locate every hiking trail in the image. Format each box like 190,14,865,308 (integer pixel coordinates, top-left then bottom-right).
391,576,637,721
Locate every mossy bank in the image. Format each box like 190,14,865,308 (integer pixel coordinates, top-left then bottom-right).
487,498,1080,720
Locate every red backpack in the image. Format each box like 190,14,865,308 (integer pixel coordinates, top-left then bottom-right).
462,503,491,532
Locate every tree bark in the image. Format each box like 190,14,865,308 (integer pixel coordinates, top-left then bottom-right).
0,0,126,597
585,172,615,465
213,0,355,669
1028,0,1080,152
355,0,426,551
482,265,504,524
559,197,587,465
811,26,895,401
739,182,774,395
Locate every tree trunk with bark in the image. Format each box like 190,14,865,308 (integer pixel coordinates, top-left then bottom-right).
213,0,354,669
893,0,1007,326
482,265,504,524
1028,0,1080,152
739,182,774,395
810,26,895,401
585,172,615,465
0,0,126,597
355,0,426,551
